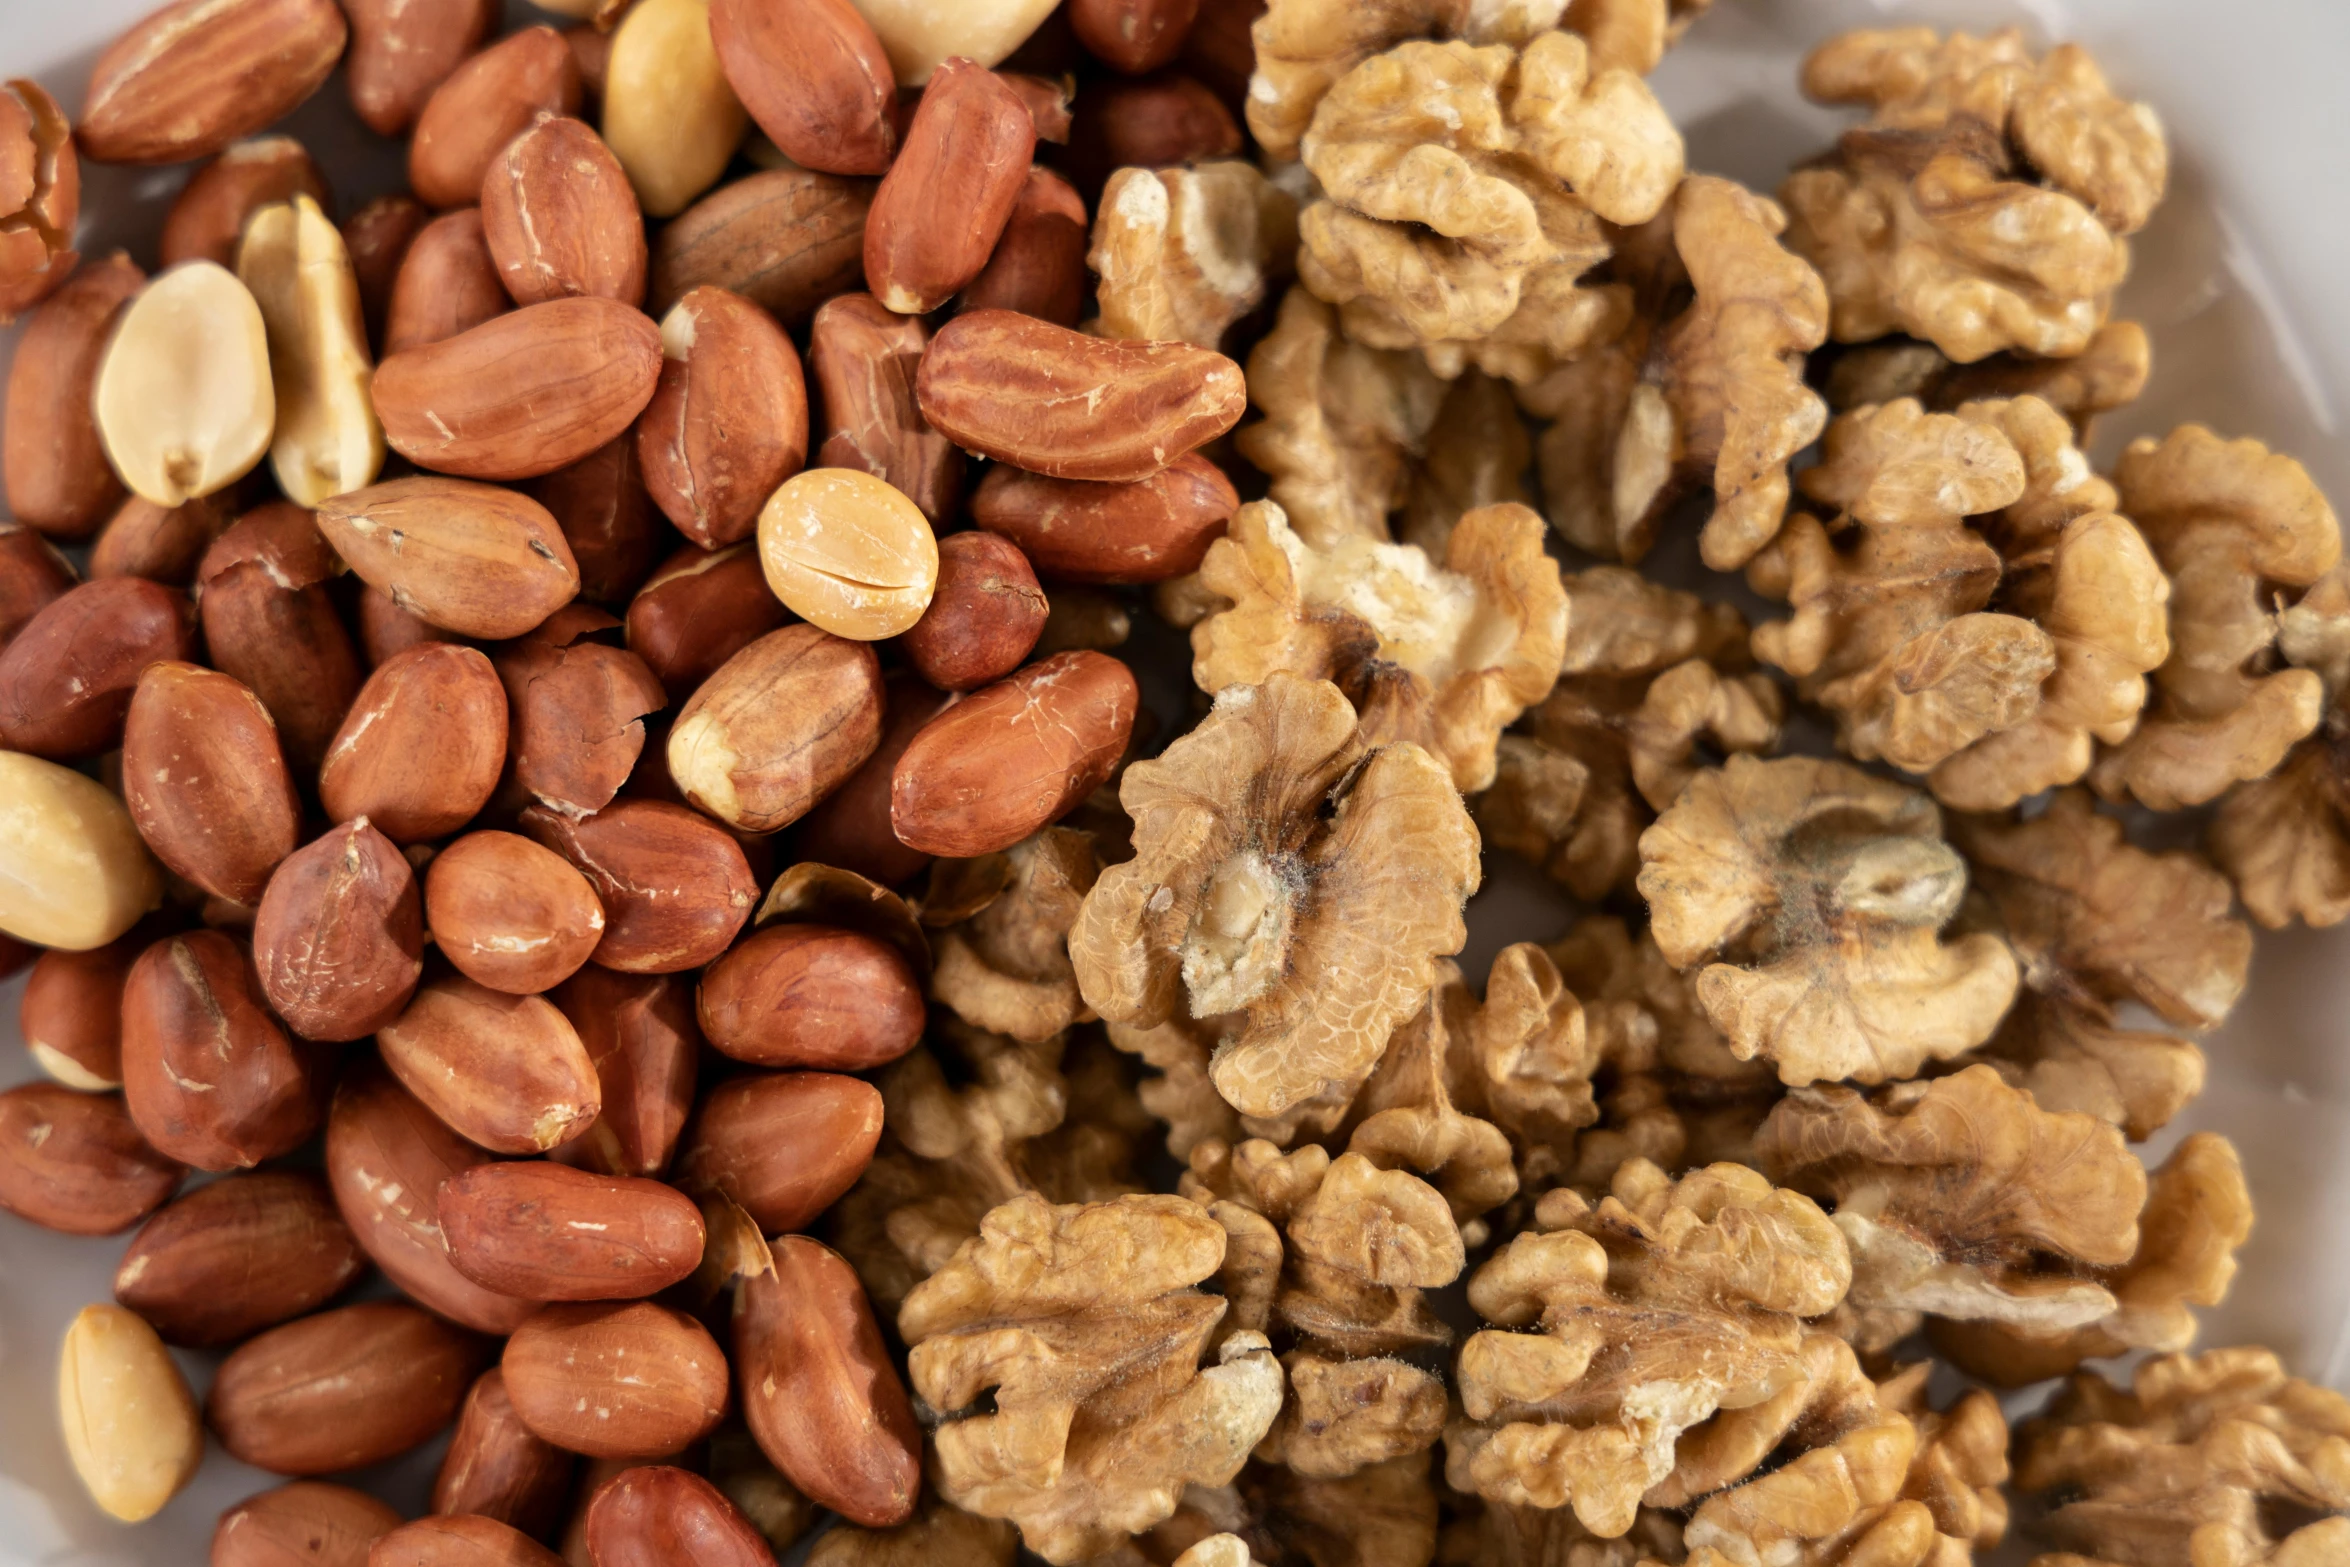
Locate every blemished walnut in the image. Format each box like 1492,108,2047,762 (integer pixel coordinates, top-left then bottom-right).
1446,1159,1852,1536
806,1493,1019,1566
1516,175,1828,572
1191,499,1568,793
2088,425,2343,810
1748,397,2169,809
920,829,1105,1044
1635,755,2021,1087
1480,568,1782,903
2012,1346,2350,1567
898,1192,1286,1564
1754,1066,2147,1335
830,1024,1148,1312
1234,288,1532,561
1070,674,1482,1121
1928,1132,2253,1390
1293,33,1676,381
1091,163,1300,350
1953,790,2248,1137
1781,29,2163,363
1181,1141,1459,1478
1824,320,2152,440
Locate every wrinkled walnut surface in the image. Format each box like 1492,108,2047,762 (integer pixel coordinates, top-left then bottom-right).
1092,163,1300,350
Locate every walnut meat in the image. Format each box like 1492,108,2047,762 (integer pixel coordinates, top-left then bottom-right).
1183,1142,1461,1479
1100,1454,1443,1567
2012,1347,2350,1567
1518,175,1828,571
1636,755,2020,1087
2089,425,2343,810
1286,29,1678,380
1480,568,1782,902
1091,164,1301,350
1446,1159,1852,1536
921,828,1105,1044
1954,790,2249,1137
1070,674,1482,1121
1191,499,1567,792
806,1494,1019,1567
1748,396,2169,809
899,1192,1286,1564
1823,319,2152,439
1781,29,2163,362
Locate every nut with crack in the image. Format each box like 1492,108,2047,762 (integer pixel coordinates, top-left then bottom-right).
1090,162,1299,349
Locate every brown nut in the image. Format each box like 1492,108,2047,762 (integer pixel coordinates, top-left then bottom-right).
374,299,664,482
0,1083,180,1235
20,937,137,1090
195,502,364,771
120,930,322,1171
973,449,1235,582
792,672,953,886
601,0,751,221
502,1301,730,1459
253,819,426,1041
900,531,1047,691
343,193,430,349
121,661,299,905
89,492,236,585
78,0,348,166
733,1235,920,1527
318,645,508,845
1177,0,1257,100
891,649,1138,856
697,923,924,1070
530,437,669,605
667,624,884,834
373,1514,565,1567
378,975,603,1155
1070,0,1201,74
638,286,809,549
384,209,511,355
356,585,452,668
439,1161,708,1301
0,80,78,321
2,253,141,538
999,70,1075,144
624,542,790,704
409,26,585,210
957,165,1088,326
209,1301,488,1476
425,831,606,995
0,576,195,759
212,1481,402,1567
917,308,1245,481
325,1058,539,1335
159,136,330,268
548,968,699,1179
673,1071,881,1233
808,293,964,526
0,522,77,646
1064,71,1240,195
649,167,872,324
524,798,758,971
113,1170,364,1347
864,59,1036,316
496,618,666,818
482,114,648,308
345,0,498,137
710,0,898,176
583,1465,778,1567
433,1368,576,1542
317,476,582,638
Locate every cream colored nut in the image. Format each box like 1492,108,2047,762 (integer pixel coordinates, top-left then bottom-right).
847,0,1059,84
758,468,938,640
58,1304,202,1523
605,0,752,219
93,262,275,508
237,195,384,508
0,751,162,951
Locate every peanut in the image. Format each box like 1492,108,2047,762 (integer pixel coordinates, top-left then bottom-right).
120,930,323,1172
425,831,608,996
438,1161,708,1302
757,468,939,639
901,530,1048,691
408,27,584,210
667,623,885,833
481,114,649,307
252,819,426,1042
113,1170,365,1348
583,1465,780,1567
19,939,137,1090
624,541,793,703
523,798,758,972
208,1302,488,1476
0,750,162,951
673,1071,882,1233
604,0,750,219
697,923,926,1071
548,967,700,1179
57,1304,202,1523
237,195,385,506
212,1482,401,1567
2,254,141,538
77,0,347,167
159,137,329,270
639,286,809,549
863,58,1036,316
0,1082,181,1236
432,1369,575,1541
501,1300,730,1459
377,975,603,1155
710,0,896,176
92,262,276,508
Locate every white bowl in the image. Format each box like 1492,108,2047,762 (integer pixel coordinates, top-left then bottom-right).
6,0,2350,1560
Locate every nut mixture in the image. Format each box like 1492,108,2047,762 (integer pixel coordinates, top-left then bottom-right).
1,2,2346,1565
